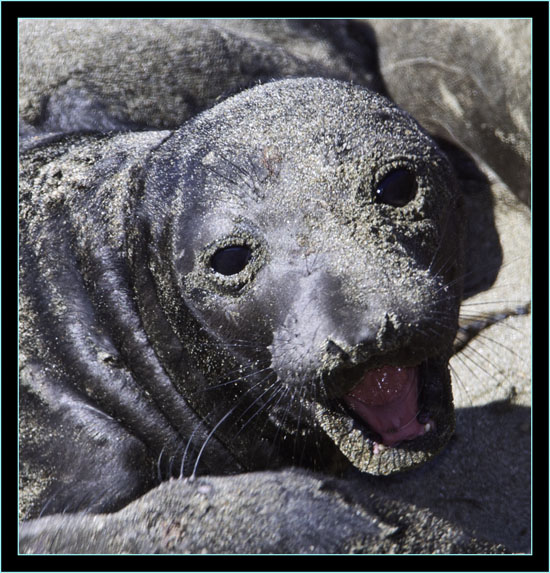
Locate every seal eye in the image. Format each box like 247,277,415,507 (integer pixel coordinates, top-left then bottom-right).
375,169,417,207
210,246,252,276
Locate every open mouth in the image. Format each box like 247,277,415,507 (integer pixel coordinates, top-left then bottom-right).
314,358,455,475
342,364,432,447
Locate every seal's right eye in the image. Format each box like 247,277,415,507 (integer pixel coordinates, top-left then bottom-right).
375,168,417,207
210,246,252,276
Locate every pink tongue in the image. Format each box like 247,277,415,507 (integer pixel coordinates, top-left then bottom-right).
343,365,426,446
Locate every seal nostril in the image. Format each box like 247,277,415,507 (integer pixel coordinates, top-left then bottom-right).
326,340,350,362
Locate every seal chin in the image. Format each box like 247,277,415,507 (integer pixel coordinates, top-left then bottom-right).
314,358,454,475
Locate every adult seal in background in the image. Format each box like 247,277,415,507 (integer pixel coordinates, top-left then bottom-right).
19,77,463,519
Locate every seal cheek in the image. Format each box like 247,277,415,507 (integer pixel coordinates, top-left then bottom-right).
343,365,431,446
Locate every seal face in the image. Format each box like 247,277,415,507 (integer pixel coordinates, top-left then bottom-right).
19,78,463,517
144,79,463,476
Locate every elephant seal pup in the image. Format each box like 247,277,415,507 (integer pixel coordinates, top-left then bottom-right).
19,78,463,519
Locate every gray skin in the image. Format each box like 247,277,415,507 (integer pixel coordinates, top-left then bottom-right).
19,78,463,520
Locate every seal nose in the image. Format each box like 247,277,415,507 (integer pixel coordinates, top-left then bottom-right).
326,340,350,362
325,314,402,366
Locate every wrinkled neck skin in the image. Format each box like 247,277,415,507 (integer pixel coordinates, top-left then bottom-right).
140,79,464,476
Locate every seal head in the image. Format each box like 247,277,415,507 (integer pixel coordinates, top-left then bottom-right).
144,78,463,475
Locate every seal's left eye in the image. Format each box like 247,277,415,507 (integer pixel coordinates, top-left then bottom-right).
210,246,252,276
375,169,417,207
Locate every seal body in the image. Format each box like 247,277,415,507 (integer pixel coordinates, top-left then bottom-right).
19,78,463,518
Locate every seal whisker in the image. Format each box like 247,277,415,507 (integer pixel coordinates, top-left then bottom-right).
428,246,456,279
448,362,475,407
310,375,339,471
450,349,503,397
157,447,165,482
194,366,273,394
448,350,511,410
178,423,206,478
202,162,245,190
458,313,528,338
191,368,281,477
191,406,241,478
287,385,316,466
215,150,258,193
456,342,507,384
233,376,285,437
266,385,301,462
223,340,265,349
426,195,460,274
289,385,309,463
233,386,292,466
460,298,531,308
